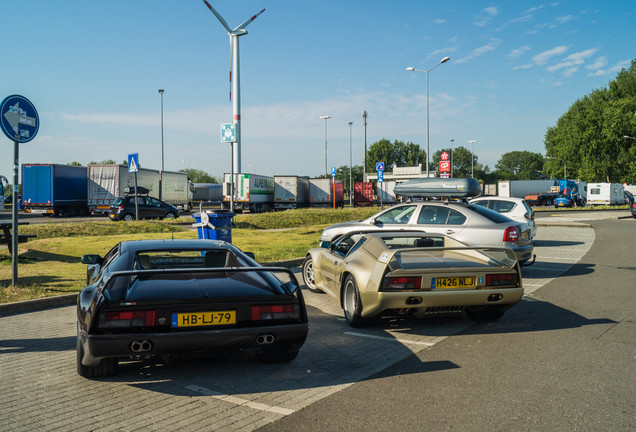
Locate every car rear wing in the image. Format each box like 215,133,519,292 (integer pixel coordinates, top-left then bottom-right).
381,245,519,270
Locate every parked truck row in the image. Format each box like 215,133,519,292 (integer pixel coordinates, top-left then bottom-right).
20,163,193,216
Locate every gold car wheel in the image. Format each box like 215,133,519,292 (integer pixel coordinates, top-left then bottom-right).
343,275,364,327
302,256,323,293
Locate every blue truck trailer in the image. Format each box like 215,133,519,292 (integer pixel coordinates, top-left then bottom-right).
22,164,88,216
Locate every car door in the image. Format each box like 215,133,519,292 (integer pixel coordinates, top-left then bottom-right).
412,204,468,238
145,197,165,218
315,234,360,296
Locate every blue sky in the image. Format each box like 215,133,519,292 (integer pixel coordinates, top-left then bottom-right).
1,0,634,180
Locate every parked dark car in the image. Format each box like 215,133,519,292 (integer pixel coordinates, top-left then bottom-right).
77,239,309,378
109,195,179,221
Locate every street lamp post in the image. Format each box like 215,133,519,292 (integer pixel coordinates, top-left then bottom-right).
362,110,368,181
348,121,353,206
450,139,454,178
547,156,566,179
158,89,165,200
468,140,477,178
320,116,332,176
406,57,451,178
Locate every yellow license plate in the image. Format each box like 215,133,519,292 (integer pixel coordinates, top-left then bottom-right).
434,277,475,289
172,311,236,327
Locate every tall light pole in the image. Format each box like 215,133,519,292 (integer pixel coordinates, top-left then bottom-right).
362,110,368,181
348,121,353,206
547,156,566,179
450,138,454,178
320,115,331,176
406,56,451,177
158,89,165,200
468,140,477,178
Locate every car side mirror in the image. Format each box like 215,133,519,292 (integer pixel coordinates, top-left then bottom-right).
81,254,102,265
244,251,256,260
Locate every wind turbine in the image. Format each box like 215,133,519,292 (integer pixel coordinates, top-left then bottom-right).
202,0,265,174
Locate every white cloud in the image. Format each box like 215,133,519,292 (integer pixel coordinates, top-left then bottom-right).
473,7,499,27
433,18,447,24
512,64,533,70
532,46,568,65
456,39,502,64
587,60,631,77
556,15,576,24
508,46,531,59
546,48,599,72
428,46,458,58
585,56,608,70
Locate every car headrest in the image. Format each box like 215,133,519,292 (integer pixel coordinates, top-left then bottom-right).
204,250,228,268
137,254,152,269
414,238,435,248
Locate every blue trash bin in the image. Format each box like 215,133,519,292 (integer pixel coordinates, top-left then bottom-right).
192,211,235,243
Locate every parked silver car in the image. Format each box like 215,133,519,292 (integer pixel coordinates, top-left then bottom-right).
318,201,534,265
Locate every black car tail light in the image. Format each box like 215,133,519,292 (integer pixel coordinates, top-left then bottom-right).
251,304,299,321
98,310,156,328
383,276,422,290
503,226,519,243
485,273,518,287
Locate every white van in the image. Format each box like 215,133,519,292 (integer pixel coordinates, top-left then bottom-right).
586,183,625,205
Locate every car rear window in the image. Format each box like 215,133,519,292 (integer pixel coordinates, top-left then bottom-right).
112,197,124,206
466,204,512,223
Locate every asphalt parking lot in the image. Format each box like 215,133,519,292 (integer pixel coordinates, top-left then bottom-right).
0,218,601,432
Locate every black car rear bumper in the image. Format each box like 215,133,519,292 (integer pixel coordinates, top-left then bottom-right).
79,322,309,366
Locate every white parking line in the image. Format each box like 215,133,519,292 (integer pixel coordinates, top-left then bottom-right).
344,331,436,346
186,384,295,415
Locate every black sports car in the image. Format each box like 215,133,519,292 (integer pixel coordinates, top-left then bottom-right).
77,239,308,378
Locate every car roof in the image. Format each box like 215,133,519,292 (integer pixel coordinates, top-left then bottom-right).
470,196,526,203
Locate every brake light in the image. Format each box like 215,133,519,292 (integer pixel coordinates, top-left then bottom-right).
98,310,156,328
251,304,299,320
503,226,519,242
485,273,518,287
383,276,422,290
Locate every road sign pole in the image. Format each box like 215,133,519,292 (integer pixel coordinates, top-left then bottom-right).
134,173,139,220
11,139,18,286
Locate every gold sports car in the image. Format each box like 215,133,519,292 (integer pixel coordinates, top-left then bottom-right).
302,231,524,327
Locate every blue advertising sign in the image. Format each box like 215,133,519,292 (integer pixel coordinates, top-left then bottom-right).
128,153,140,173
376,162,384,172
1,95,39,143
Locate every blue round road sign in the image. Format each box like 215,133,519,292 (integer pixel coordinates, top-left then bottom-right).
1,95,39,143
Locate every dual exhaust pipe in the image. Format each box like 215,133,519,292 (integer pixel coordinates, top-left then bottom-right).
130,340,153,353
256,334,275,345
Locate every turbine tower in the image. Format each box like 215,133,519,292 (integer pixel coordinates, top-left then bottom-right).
202,0,265,173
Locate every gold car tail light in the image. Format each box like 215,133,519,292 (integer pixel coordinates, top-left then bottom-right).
485,273,518,287
383,276,422,291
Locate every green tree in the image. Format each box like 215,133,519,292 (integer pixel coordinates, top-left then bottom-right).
179,168,219,183
366,139,425,173
544,59,636,182
88,159,116,165
67,161,83,166
334,164,364,191
495,151,545,180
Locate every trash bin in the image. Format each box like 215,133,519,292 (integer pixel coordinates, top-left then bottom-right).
192,210,235,243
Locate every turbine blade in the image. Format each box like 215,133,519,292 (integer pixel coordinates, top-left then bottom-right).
234,8,265,31
201,0,232,33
